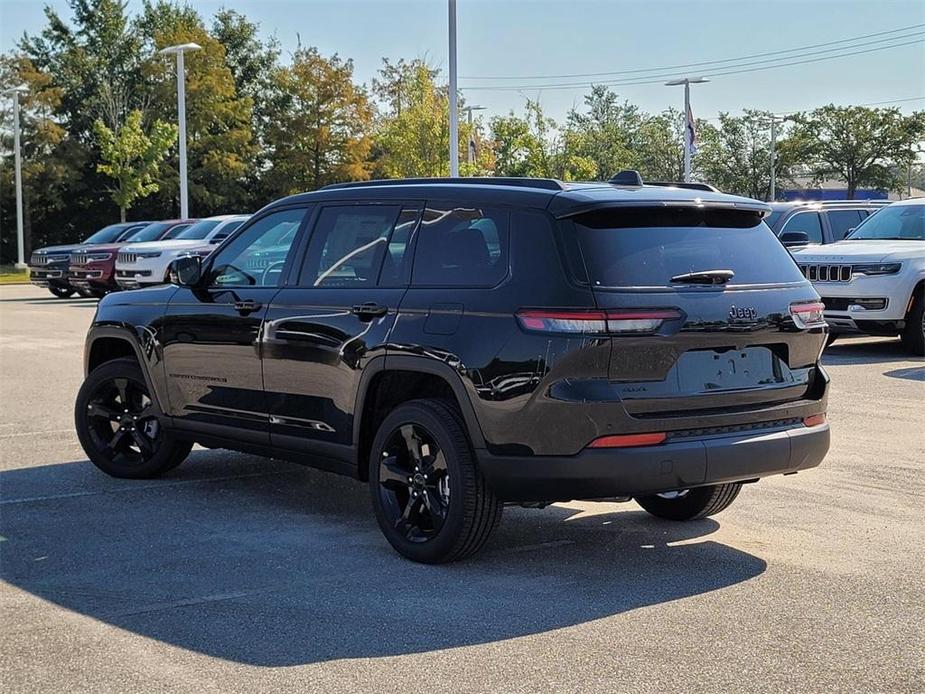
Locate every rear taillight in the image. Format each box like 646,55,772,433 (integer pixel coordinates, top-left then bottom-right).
587,432,667,448
517,308,682,335
789,301,826,329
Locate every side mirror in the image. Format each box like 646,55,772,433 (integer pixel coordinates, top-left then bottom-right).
780,231,809,247
169,255,202,286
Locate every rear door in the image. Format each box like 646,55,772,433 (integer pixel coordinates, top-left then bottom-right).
563,205,824,419
262,203,420,459
823,209,864,242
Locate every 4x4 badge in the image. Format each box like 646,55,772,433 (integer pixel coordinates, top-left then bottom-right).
729,305,758,320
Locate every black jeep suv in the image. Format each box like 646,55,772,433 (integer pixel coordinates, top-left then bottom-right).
75,175,830,563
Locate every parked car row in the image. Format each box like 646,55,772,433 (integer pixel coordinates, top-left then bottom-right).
29,215,249,298
27,191,923,356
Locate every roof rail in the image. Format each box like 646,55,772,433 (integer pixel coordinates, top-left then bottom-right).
320,177,567,192
647,180,721,193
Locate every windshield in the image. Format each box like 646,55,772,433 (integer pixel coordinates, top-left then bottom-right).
568,207,805,288
83,224,130,244
846,204,923,240
126,222,171,243
174,219,221,240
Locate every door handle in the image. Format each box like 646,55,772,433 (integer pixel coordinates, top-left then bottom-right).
233,299,262,315
351,302,388,320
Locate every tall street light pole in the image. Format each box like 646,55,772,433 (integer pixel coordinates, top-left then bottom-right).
3,86,29,269
159,43,201,219
763,114,788,202
462,105,486,170
448,0,459,177
665,77,709,182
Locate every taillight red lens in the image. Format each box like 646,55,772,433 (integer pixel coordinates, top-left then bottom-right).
587,432,667,448
790,301,826,328
803,413,826,427
517,308,681,335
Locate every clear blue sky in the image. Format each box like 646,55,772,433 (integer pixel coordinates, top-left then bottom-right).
2,0,924,122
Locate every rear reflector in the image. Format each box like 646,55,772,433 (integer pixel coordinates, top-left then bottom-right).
587,432,667,448
790,301,826,329
803,413,826,427
517,308,681,335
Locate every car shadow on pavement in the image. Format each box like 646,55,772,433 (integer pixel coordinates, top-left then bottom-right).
883,366,925,381
822,337,918,365
1,452,766,667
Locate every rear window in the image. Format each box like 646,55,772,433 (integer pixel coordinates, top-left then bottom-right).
412,204,509,287
567,207,805,288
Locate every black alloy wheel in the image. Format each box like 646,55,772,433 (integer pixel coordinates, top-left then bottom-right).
369,399,502,563
377,423,451,543
75,358,191,478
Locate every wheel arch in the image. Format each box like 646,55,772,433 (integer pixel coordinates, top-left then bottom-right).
353,355,487,481
905,277,925,316
85,326,167,415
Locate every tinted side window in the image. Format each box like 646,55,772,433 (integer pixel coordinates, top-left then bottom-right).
825,210,863,240
780,212,823,244
299,206,401,287
412,204,509,287
207,207,307,287
163,223,193,239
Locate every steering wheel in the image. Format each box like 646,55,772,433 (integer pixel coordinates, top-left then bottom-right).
260,260,287,286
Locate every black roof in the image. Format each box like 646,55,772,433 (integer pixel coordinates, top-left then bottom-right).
263,178,770,219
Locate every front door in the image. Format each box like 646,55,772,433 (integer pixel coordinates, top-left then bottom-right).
262,203,420,460
161,206,310,445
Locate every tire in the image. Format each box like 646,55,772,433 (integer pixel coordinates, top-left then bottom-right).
900,286,924,356
369,398,502,563
90,289,108,299
75,357,191,479
76,288,94,298
48,286,75,298
635,483,742,521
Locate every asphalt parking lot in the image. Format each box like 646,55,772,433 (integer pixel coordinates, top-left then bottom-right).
1,283,923,693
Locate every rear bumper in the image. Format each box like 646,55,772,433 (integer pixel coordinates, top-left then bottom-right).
477,423,829,502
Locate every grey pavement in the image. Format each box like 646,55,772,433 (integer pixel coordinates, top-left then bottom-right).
1,283,923,693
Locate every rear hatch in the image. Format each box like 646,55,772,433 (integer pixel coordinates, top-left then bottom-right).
561,205,825,419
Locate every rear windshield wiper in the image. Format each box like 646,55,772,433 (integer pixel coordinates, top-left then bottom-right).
670,269,735,285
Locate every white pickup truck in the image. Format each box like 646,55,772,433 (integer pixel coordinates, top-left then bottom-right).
792,197,924,355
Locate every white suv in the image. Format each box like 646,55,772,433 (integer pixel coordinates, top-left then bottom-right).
115,215,250,289
792,198,924,355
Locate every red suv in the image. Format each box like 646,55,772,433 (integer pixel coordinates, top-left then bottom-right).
68,220,196,297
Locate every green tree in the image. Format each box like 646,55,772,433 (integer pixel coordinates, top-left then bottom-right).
789,105,925,198
635,108,685,182
93,110,177,221
137,1,255,214
696,110,785,199
490,99,591,180
563,85,641,180
372,58,486,177
211,9,280,203
263,47,373,194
